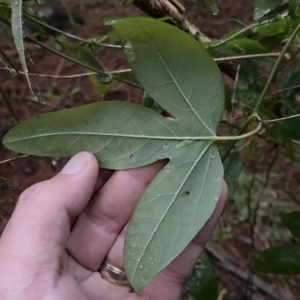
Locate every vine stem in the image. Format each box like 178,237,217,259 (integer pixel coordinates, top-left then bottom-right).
209,17,283,49
222,21,300,162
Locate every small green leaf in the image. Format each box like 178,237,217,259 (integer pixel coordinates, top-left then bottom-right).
0,4,10,20
0,6,13,42
11,0,35,96
58,39,112,82
112,71,142,89
202,0,219,15
279,60,300,99
142,92,163,114
253,17,287,36
85,35,108,52
103,16,129,25
281,101,300,142
289,0,300,19
282,211,300,239
259,3,288,21
254,0,283,20
228,38,268,55
185,251,218,300
237,60,259,91
255,245,300,274
223,152,242,197
89,74,112,98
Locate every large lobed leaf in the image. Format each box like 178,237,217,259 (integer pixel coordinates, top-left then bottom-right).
3,18,225,291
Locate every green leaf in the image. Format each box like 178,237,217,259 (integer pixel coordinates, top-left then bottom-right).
3,17,225,291
281,211,300,239
223,152,242,197
3,101,191,168
279,60,300,99
102,16,129,25
0,4,10,20
142,92,164,114
58,39,112,82
112,71,142,89
202,0,219,15
236,60,259,90
113,18,224,136
254,0,283,20
228,38,268,55
11,0,35,96
260,3,288,21
281,101,300,141
113,17,224,291
0,5,13,42
185,251,218,300
89,74,112,98
289,0,300,19
253,17,288,36
255,245,300,274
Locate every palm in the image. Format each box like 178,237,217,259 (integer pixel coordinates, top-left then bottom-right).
0,153,227,300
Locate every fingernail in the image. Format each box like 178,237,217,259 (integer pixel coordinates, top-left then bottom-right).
60,152,92,175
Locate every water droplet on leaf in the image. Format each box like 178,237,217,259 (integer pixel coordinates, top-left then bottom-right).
175,140,193,150
162,144,170,152
96,73,113,84
124,41,135,62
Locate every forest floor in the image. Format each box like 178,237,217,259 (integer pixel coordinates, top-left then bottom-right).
0,1,300,299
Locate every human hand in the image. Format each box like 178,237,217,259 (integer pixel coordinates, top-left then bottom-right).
0,152,227,300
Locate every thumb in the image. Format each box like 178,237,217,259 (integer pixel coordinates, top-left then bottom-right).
0,152,98,271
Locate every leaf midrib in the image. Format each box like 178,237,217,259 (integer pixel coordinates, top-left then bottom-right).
4,131,219,143
130,141,213,284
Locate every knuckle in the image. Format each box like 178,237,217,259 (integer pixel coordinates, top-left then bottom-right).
18,181,48,204
161,264,188,284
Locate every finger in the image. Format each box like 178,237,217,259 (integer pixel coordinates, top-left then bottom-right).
105,182,227,299
138,182,228,300
93,168,114,195
67,160,167,271
0,152,98,272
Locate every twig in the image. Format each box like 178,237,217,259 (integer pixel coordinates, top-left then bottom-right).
260,113,300,123
0,86,19,122
0,155,30,165
0,52,285,81
273,83,300,94
231,63,240,118
214,52,290,61
134,0,210,43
